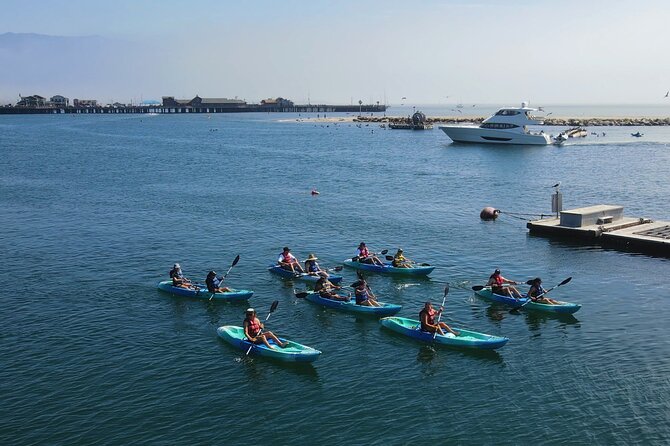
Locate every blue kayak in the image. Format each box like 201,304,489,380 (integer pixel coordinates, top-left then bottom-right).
216,326,321,362
267,264,343,284
342,259,435,276
157,280,253,302
380,317,508,350
303,291,402,317
474,287,581,314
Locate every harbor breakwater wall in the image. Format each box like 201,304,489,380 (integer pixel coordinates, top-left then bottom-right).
354,116,670,126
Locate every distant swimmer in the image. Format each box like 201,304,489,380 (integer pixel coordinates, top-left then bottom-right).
311,188,320,195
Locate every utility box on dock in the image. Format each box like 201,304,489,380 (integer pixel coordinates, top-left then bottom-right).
559,205,624,228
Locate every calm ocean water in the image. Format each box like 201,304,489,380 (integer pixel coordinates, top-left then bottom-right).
1,108,669,445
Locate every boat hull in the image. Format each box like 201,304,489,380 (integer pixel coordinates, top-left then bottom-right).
439,125,551,145
268,265,343,284
380,317,508,350
342,259,434,276
475,287,581,314
217,326,321,362
304,291,401,316
157,281,253,302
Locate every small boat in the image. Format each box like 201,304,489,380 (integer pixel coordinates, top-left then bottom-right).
380,317,508,350
216,326,321,362
157,280,253,302
303,291,402,317
474,287,581,314
342,259,434,276
553,133,568,145
267,265,343,284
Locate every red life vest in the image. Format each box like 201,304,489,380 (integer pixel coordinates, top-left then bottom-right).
281,252,294,263
491,274,504,287
358,247,370,257
246,317,261,337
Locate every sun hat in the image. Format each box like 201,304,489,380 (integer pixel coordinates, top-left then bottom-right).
306,253,318,261
283,247,290,252
174,263,181,269
246,308,255,313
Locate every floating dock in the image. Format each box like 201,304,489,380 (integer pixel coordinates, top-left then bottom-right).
527,205,670,256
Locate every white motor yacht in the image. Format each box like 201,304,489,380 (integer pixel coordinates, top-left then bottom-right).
439,103,551,145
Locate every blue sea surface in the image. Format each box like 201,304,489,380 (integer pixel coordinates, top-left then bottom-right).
1,111,669,445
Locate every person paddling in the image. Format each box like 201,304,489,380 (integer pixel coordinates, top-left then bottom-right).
527,278,560,305
419,301,458,336
314,273,350,301
206,271,232,293
278,247,304,274
354,279,381,307
169,263,192,289
354,242,384,266
391,248,412,268
304,253,326,277
243,308,287,349
487,269,523,299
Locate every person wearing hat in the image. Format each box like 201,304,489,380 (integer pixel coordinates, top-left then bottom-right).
315,272,350,301
354,242,384,266
243,308,287,349
304,253,326,277
486,269,523,299
391,248,412,268
206,271,231,293
527,278,559,305
277,247,304,274
169,263,192,289
354,279,381,307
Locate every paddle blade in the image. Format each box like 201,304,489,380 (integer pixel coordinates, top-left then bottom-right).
380,249,388,255
270,300,279,313
331,266,343,272
294,291,309,299
444,283,450,297
231,254,241,267
559,277,572,287
350,280,362,288
526,280,534,285
472,285,485,291
385,255,394,261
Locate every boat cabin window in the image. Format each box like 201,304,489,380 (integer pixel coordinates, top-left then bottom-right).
495,109,520,116
480,123,520,129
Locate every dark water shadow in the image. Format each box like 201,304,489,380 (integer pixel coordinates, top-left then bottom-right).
216,337,320,380
380,327,504,365
522,311,580,332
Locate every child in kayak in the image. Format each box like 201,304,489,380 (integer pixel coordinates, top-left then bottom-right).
527,278,560,305
304,253,327,277
206,271,232,293
353,279,381,307
419,302,459,336
170,263,193,289
243,308,287,349
391,249,412,268
354,242,384,266
487,269,523,299
315,273,349,301
278,247,304,274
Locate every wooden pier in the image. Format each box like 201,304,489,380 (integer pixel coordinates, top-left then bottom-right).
527,205,670,256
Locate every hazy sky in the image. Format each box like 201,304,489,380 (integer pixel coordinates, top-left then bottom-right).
1,0,669,105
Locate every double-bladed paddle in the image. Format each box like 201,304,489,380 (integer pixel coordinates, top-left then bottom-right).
432,283,450,340
209,254,241,301
383,255,430,266
245,300,279,356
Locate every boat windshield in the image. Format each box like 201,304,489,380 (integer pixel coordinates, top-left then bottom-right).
495,109,520,116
